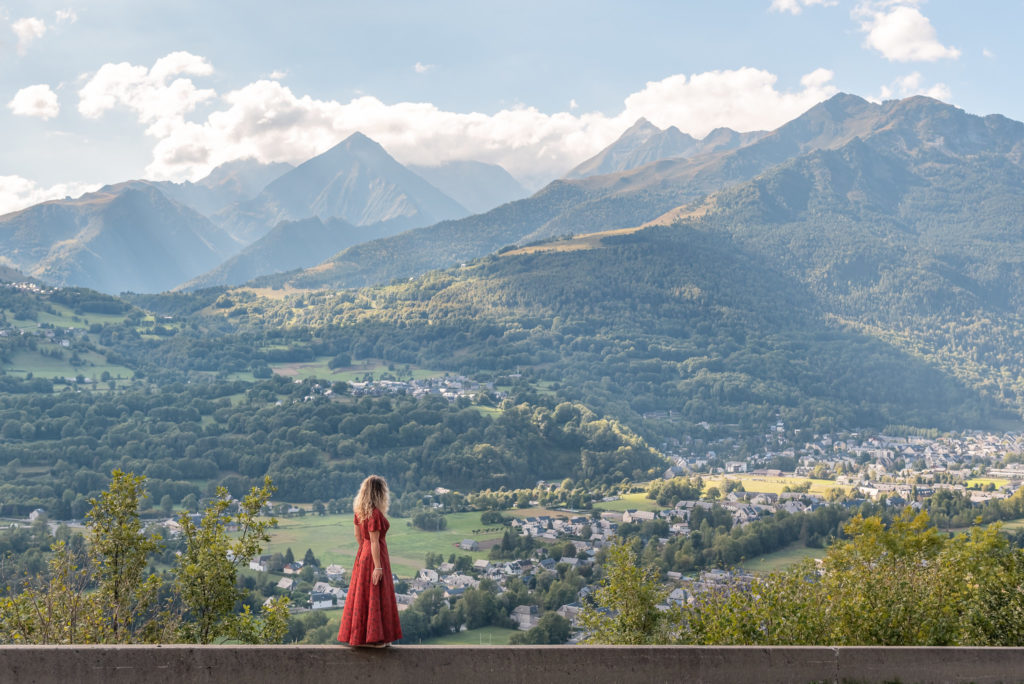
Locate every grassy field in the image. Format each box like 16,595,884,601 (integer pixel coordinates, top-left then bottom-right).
265,511,510,577
703,475,849,497
739,541,824,573
593,492,662,513
269,357,447,383
8,302,128,330
418,626,519,645
966,477,1012,489
995,517,1024,531
5,349,133,382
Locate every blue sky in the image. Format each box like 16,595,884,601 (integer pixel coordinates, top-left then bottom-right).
0,0,1019,212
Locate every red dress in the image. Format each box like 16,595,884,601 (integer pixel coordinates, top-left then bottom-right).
338,508,402,645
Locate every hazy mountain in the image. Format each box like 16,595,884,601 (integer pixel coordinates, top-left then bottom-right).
154,158,293,218
180,216,405,290
267,93,1024,292
0,182,239,293
408,160,528,214
220,132,470,244
565,118,765,179
0,263,31,283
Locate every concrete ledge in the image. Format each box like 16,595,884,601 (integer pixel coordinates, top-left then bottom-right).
2,645,1024,684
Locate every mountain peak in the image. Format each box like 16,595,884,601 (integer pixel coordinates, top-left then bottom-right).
623,117,660,135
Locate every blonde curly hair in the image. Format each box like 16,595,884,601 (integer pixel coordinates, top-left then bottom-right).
353,475,389,522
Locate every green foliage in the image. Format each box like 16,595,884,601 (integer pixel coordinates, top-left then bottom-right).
411,510,448,531
0,471,285,645
579,540,677,644
677,510,1024,646
647,476,703,506
175,476,280,644
86,470,164,642
0,385,659,516
0,541,103,644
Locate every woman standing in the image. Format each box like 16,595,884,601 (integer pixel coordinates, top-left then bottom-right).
338,475,402,646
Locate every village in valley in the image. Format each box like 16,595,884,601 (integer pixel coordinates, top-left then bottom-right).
206,424,1024,643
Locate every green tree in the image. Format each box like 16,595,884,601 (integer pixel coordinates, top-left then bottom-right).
0,541,102,644
86,470,163,642
579,540,676,644
174,476,288,644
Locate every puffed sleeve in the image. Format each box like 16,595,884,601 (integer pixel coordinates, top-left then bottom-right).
365,509,383,532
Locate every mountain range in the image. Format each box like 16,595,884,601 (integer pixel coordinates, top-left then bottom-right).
0,133,526,293
565,117,765,179
5,91,1024,326
266,92,1008,291
0,182,239,293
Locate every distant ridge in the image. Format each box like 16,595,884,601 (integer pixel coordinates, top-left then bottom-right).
0,182,239,294
565,118,765,179
409,160,528,214
154,158,294,218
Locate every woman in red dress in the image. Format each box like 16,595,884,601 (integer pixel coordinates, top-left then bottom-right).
338,475,402,646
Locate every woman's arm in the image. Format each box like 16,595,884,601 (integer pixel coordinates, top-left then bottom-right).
354,523,360,545
369,530,383,585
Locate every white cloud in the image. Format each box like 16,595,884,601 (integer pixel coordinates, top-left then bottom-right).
77,53,839,188
569,99,578,110
78,51,216,137
413,61,433,74
621,67,837,138
855,2,960,61
982,48,994,59
8,84,60,119
770,0,837,14
877,71,951,101
12,17,46,55
0,176,99,216
268,70,287,80
55,8,77,24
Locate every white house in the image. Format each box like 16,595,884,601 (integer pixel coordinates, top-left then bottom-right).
249,554,272,572
511,604,540,630
310,592,334,610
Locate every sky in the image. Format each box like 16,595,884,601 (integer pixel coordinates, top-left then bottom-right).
0,0,1019,213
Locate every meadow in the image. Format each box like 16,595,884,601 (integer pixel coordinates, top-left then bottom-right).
5,349,133,384
703,475,849,497
592,492,662,513
264,511,512,577
268,356,447,383
738,541,824,573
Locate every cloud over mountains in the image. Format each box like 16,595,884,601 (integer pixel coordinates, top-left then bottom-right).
69,53,838,189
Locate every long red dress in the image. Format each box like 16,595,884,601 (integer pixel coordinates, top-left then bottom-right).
338,508,402,645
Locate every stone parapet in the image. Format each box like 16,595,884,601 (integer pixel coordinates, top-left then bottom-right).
2,645,1024,683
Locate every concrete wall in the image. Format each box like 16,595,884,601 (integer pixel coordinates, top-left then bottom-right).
2,645,1024,684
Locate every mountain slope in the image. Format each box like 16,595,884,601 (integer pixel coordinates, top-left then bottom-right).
0,182,240,293
221,132,469,244
237,218,997,433
409,160,528,214
180,216,405,290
